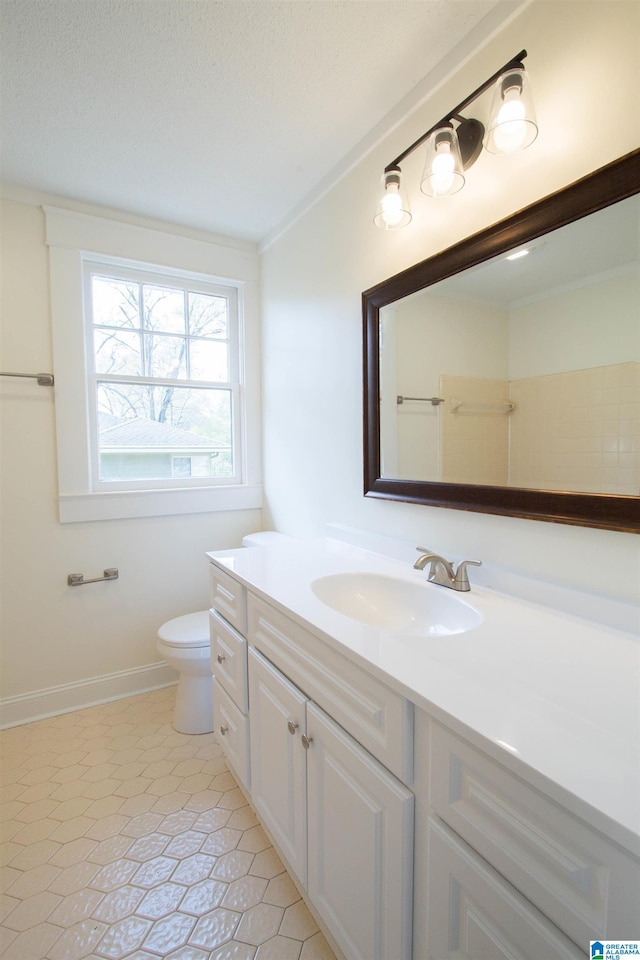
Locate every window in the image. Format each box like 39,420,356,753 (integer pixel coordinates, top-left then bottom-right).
85,262,240,489
45,206,262,522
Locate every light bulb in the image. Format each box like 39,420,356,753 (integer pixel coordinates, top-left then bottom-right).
492,86,528,153
420,127,465,198
381,183,404,227
486,67,538,155
430,142,456,196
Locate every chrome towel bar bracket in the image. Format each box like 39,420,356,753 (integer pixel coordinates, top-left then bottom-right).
0,371,54,386
67,568,119,586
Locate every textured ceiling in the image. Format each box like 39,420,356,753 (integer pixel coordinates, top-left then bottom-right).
1,0,512,243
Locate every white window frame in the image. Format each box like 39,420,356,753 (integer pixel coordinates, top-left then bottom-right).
84,258,241,491
45,206,262,522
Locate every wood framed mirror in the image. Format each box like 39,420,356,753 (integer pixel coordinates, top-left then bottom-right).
363,150,639,532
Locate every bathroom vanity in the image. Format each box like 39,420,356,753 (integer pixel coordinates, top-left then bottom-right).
206,538,639,960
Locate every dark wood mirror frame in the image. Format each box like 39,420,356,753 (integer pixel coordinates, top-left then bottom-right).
363,149,640,532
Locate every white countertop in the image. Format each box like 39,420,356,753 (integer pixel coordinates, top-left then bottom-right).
207,538,640,854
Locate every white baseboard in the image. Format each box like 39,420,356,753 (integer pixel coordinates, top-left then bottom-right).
0,661,177,729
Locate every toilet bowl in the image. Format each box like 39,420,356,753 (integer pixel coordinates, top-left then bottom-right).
157,610,213,734
158,532,295,735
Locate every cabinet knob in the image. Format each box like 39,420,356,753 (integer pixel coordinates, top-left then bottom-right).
287,720,299,735
301,734,313,749
220,724,229,737
217,653,226,664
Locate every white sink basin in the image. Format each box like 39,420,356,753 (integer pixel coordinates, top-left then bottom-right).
311,572,482,636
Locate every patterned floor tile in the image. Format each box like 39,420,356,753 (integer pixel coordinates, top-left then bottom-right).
179,878,227,916
0,689,336,960
95,913,153,958
255,934,302,960
189,906,240,949
48,917,108,960
234,902,284,946
143,911,196,954
221,875,268,912
280,900,320,941
136,881,186,919
92,884,145,923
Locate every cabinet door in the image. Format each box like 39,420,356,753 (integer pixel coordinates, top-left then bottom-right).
210,610,248,712
213,679,250,789
427,816,582,960
306,701,414,960
248,647,308,884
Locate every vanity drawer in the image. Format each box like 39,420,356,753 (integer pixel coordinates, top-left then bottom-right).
248,593,413,784
429,721,640,946
210,610,248,714
426,815,581,960
213,678,250,790
209,563,247,634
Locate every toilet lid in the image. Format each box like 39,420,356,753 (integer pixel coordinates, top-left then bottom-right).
157,610,210,648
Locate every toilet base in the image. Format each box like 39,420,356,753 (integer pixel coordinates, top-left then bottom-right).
172,674,214,735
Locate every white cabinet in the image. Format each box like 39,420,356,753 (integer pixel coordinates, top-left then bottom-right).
212,678,250,789
209,607,250,789
247,645,414,960
427,816,582,960
306,701,414,960
209,556,638,960
209,563,246,633
428,720,640,947
248,647,308,883
210,610,249,713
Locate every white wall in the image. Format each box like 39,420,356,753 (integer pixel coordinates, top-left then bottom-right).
509,271,639,378
385,291,508,479
260,0,640,603
0,199,262,710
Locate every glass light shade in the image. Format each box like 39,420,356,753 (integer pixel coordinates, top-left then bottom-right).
374,168,412,229
420,126,465,198
485,66,538,155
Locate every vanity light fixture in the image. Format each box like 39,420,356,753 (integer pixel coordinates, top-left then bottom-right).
420,123,465,198
373,166,412,229
505,248,530,260
374,49,537,229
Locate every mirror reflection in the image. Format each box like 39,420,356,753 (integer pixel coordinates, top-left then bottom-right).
379,195,639,495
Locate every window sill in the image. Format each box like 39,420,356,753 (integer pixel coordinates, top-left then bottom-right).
59,484,263,523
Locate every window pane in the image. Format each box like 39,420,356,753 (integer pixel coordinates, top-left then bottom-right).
189,339,228,381
189,292,228,338
172,456,191,478
142,285,185,334
94,329,142,375
92,277,139,328
145,334,187,379
97,382,233,481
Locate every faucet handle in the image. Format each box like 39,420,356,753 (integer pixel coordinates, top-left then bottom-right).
454,559,482,591
416,546,433,554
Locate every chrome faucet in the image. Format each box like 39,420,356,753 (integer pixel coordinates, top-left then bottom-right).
414,547,482,592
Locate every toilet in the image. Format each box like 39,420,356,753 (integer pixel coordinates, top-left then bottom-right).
157,610,212,734
158,531,295,734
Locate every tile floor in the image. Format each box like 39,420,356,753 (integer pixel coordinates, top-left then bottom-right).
0,687,337,960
